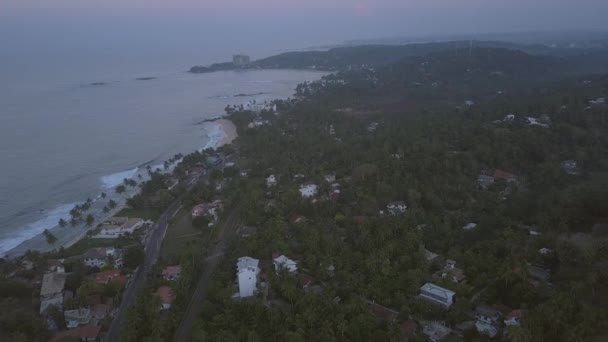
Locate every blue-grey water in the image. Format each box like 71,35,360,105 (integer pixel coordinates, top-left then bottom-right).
0,50,324,255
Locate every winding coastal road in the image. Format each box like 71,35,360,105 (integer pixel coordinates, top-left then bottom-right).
104,200,182,342
172,207,243,342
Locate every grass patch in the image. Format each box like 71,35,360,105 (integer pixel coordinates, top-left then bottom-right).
116,207,160,221
160,209,203,260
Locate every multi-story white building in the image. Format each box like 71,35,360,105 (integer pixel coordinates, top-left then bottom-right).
236,257,260,298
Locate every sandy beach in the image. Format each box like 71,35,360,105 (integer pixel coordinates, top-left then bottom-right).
217,119,238,147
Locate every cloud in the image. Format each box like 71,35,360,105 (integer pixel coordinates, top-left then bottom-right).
353,3,370,17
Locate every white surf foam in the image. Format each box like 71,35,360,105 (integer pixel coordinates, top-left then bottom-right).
0,203,76,255
201,122,227,151
100,167,139,189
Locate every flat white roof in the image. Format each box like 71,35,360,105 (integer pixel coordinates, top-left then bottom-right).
237,256,259,271
420,282,455,297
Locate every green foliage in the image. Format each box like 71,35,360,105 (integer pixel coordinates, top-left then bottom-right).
123,245,145,269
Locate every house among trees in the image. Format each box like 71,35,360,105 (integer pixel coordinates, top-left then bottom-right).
162,265,182,281
95,217,144,238
418,283,455,308
420,321,452,342
191,200,223,225
155,286,175,310
50,324,101,342
561,160,580,175
436,259,466,283
64,308,92,329
273,254,298,274
386,201,407,215
463,222,478,231
475,305,502,338
236,256,260,298
94,269,126,285
299,183,318,198
266,174,277,187
70,247,123,268
504,309,523,327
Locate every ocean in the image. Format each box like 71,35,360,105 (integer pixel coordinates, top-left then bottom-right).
0,51,325,256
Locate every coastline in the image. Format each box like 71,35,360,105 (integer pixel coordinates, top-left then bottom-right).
4,118,238,259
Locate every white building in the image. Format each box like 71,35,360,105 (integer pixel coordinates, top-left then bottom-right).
77,247,122,268
236,257,260,298
95,217,144,239
386,201,407,215
419,283,455,308
299,183,318,198
273,255,298,274
266,175,277,187
463,222,478,231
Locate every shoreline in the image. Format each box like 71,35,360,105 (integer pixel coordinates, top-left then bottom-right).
3,119,238,259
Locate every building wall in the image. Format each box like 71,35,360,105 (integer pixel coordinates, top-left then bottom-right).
238,268,257,297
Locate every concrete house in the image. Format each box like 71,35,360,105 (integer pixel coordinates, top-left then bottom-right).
273,254,298,274
561,160,580,175
386,201,407,215
64,308,92,329
162,265,182,281
299,183,318,198
75,247,123,268
155,286,176,310
236,257,260,298
40,272,67,314
504,309,522,327
421,321,452,342
419,283,455,308
266,174,277,187
96,217,143,238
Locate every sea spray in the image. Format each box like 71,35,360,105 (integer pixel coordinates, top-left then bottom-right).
0,203,76,255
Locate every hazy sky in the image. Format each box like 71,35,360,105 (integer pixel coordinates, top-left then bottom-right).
2,0,608,71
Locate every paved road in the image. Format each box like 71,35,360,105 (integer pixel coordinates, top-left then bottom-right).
104,200,182,342
171,208,243,342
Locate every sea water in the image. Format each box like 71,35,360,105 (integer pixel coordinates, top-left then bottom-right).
0,64,325,256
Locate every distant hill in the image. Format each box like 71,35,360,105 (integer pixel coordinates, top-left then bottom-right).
189,41,608,77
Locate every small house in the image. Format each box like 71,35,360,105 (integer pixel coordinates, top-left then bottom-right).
162,265,182,281
155,286,175,310
236,257,260,298
273,254,298,274
504,309,522,327
419,283,455,308
386,201,407,215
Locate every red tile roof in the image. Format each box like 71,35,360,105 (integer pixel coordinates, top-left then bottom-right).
51,324,101,342
155,286,176,305
298,273,315,288
162,265,181,278
369,302,399,322
95,269,121,284
494,169,516,180
507,309,523,320
401,320,418,336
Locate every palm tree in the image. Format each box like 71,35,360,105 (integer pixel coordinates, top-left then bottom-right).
85,214,95,227
58,218,67,227
116,185,126,194
101,192,107,199
43,229,57,245
108,200,117,209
